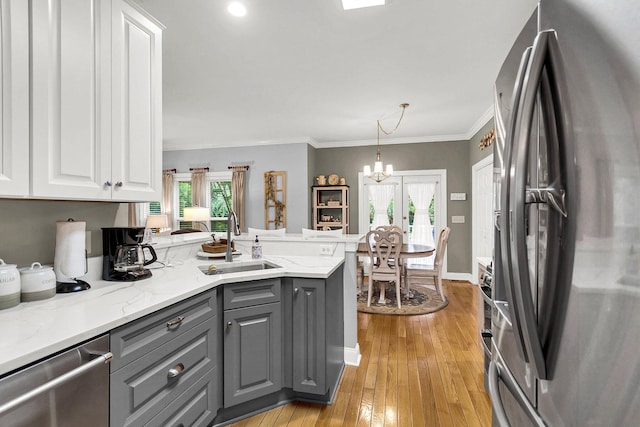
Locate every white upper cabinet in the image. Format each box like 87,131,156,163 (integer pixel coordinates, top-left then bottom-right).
0,0,29,196
110,0,163,201
30,0,163,201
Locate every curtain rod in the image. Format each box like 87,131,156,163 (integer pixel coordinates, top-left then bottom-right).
228,165,250,170
163,168,176,173
189,167,210,171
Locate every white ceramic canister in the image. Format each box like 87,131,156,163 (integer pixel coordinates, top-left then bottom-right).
0,259,21,309
19,262,57,302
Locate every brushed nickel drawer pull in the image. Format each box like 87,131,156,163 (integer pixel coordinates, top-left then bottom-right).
167,363,184,379
166,315,185,328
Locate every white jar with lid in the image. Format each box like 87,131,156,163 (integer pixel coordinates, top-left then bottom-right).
19,262,57,302
0,259,21,309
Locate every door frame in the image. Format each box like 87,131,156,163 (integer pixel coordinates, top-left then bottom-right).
358,169,447,273
472,154,494,284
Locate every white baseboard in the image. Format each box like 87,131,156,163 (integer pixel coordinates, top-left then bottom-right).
443,272,473,282
344,343,361,366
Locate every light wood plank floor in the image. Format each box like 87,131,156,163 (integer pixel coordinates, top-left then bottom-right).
229,280,492,426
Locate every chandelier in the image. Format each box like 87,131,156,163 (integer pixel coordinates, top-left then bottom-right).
363,103,409,182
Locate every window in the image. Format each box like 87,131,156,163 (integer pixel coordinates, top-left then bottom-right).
173,172,233,231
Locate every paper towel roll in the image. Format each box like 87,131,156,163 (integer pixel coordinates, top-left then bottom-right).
54,220,87,282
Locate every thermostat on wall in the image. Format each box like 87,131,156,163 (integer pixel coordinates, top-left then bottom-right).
450,192,467,201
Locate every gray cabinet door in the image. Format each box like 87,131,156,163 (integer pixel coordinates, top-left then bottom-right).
292,278,326,395
223,302,282,407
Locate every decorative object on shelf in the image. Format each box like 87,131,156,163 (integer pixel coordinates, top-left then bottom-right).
339,177,346,185
364,103,409,182
328,173,339,185
264,171,286,229
479,128,496,150
316,175,326,186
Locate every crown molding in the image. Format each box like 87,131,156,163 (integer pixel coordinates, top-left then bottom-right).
162,107,496,151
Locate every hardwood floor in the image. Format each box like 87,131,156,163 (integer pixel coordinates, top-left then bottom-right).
229,280,492,426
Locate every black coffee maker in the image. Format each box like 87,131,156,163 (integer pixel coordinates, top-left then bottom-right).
102,227,157,281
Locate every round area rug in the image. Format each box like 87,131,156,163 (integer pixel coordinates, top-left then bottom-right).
357,285,448,316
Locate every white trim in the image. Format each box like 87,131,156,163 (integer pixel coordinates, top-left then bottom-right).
344,344,361,366
471,155,494,284
161,110,496,151
443,272,473,282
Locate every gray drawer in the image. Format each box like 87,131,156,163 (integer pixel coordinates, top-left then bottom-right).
146,366,217,427
111,290,216,371
110,318,216,427
223,278,281,310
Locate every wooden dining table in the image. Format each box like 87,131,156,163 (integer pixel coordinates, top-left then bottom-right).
356,242,435,303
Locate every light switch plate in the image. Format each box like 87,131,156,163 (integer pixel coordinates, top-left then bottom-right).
450,192,467,201
451,215,465,223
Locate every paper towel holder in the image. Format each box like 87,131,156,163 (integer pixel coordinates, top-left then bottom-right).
54,218,91,293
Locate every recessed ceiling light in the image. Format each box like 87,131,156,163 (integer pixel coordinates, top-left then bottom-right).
228,2,247,17
341,0,386,10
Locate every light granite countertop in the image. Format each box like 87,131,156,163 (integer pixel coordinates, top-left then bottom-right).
0,253,343,376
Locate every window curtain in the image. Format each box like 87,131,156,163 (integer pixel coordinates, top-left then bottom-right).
406,182,436,265
232,170,246,231
368,184,394,229
127,203,147,227
191,169,207,208
162,170,175,230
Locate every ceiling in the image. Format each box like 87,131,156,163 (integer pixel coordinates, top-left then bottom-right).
133,0,537,151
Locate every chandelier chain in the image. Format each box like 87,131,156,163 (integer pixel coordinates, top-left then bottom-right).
377,103,409,136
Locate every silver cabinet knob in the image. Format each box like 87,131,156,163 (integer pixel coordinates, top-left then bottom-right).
167,363,184,379
115,181,123,187
294,287,299,294
104,181,112,187
227,321,232,329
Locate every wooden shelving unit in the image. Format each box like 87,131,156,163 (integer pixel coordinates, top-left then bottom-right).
312,185,349,234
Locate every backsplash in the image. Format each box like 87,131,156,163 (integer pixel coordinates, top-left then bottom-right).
0,199,127,267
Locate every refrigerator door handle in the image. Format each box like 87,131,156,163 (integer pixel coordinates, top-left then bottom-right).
510,29,577,381
489,352,547,427
525,187,567,217
488,361,510,427
499,46,533,363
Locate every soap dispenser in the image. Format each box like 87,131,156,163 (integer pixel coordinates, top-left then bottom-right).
252,235,262,259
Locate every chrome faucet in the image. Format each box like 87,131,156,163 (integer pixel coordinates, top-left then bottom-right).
226,210,241,262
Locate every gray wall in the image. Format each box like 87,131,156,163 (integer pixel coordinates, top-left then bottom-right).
313,139,472,273
0,122,494,273
162,143,310,232
0,200,124,266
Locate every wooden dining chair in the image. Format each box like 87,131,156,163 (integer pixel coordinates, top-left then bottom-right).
366,228,403,308
404,227,450,300
358,225,403,294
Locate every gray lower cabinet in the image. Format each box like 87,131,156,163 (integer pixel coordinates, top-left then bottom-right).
110,290,218,427
292,278,326,394
223,279,282,407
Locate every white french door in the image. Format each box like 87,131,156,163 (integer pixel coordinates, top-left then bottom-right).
358,169,447,250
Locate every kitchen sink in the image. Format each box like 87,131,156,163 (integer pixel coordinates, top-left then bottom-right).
198,260,281,275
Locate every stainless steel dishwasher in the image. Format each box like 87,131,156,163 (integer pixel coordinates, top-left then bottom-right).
0,334,112,426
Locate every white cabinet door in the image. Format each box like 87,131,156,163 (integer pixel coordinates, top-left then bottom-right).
110,0,162,202
31,0,112,200
0,0,29,196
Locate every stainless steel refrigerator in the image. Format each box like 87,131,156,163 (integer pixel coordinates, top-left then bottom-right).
490,1,640,426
